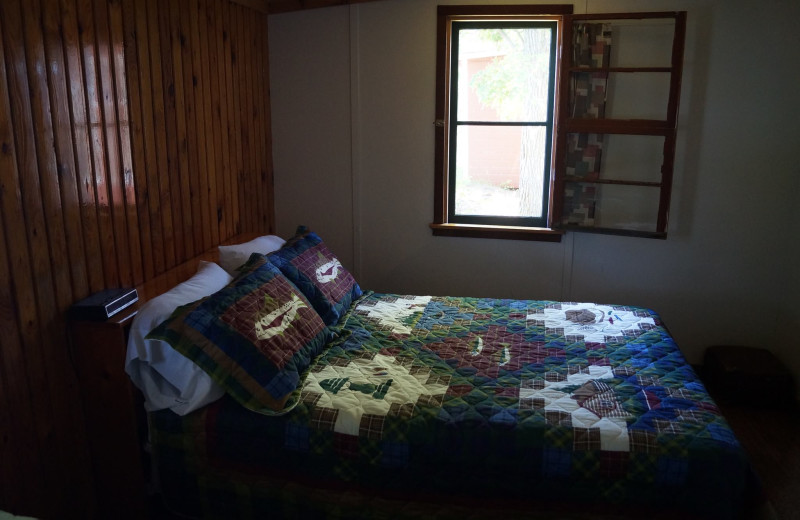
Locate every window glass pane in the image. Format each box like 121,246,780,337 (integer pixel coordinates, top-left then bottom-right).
568,72,610,119
600,134,664,183
605,72,670,119
573,20,675,68
570,71,670,120
572,23,612,68
562,182,597,226
562,182,660,231
595,184,660,231
456,26,553,123
454,125,547,218
566,133,664,183
608,19,675,68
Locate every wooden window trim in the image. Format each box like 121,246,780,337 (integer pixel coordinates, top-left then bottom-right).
433,7,686,241
430,223,564,241
432,5,573,242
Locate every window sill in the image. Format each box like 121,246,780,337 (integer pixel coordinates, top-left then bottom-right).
429,223,564,242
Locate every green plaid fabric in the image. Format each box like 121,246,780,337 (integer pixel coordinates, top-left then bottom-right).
148,256,330,413
149,292,759,519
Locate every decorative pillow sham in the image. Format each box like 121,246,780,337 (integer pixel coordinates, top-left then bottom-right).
268,226,362,327
147,255,331,414
218,234,286,275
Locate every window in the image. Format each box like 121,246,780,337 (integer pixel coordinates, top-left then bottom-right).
431,7,686,241
448,20,557,229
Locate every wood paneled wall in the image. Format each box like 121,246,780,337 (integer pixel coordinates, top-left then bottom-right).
0,0,274,516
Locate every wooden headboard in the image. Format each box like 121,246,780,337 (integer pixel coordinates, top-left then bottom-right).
134,231,262,304
69,230,265,517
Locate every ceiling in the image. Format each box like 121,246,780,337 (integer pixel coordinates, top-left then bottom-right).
267,0,382,14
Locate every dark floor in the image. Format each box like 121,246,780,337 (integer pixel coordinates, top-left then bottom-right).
714,397,800,520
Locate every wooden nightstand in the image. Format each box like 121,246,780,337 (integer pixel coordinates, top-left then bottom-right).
69,306,148,518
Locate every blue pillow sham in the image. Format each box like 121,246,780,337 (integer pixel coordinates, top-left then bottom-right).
268,227,362,327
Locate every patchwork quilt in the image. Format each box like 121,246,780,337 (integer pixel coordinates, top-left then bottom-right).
151,293,756,519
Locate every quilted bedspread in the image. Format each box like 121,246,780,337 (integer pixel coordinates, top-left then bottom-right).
151,293,757,519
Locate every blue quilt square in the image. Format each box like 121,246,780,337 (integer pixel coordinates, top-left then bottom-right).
543,448,571,477
656,456,688,485
284,422,309,452
380,440,409,469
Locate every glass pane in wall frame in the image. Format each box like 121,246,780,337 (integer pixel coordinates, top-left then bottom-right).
606,18,675,68
565,133,664,183
456,26,554,123
572,19,675,69
563,182,660,231
570,71,670,120
453,125,548,218
605,72,671,120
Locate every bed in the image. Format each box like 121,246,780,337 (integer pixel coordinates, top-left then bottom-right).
125,228,761,520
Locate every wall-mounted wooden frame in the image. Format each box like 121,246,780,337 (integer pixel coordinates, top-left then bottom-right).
552,12,686,238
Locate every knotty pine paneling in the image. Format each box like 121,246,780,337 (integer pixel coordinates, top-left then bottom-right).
0,0,274,517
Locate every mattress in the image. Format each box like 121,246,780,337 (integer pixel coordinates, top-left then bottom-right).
150,292,758,519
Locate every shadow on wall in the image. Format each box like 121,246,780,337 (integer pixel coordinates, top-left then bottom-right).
670,3,712,239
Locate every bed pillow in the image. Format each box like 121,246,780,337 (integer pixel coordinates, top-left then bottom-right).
125,261,231,415
218,234,286,275
146,254,331,414
268,227,362,326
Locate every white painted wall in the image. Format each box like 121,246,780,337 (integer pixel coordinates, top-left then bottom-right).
268,6,355,268
269,0,800,387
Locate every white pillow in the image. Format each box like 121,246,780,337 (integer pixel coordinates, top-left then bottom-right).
217,235,286,275
125,261,232,415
